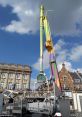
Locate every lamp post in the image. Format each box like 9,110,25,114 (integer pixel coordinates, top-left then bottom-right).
34,81,37,93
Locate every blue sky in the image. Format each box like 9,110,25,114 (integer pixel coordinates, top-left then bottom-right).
0,0,82,81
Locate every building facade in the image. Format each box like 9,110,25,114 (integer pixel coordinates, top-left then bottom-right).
59,63,74,91
59,63,82,91
0,63,31,90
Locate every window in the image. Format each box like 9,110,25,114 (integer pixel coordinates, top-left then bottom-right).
23,74,28,79
63,76,67,89
63,76,67,82
16,73,22,79
75,79,80,83
8,83,14,90
9,73,15,78
1,73,7,78
23,84,26,89
0,82,4,88
16,84,21,89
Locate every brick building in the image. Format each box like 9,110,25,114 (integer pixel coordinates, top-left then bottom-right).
59,63,82,91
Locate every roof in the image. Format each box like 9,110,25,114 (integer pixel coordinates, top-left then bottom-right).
69,72,82,84
60,63,82,84
0,63,32,72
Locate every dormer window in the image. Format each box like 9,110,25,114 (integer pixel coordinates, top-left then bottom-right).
75,79,80,83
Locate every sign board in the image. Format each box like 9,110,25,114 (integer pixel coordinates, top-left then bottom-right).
64,91,72,98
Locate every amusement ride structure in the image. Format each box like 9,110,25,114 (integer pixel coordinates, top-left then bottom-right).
37,5,61,99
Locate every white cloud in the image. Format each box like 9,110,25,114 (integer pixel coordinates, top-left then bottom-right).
2,20,37,34
69,45,82,61
33,49,49,70
0,0,82,35
0,0,40,34
77,68,82,73
57,61,75,72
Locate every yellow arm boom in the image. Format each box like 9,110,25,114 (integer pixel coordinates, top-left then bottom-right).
44,16,54,53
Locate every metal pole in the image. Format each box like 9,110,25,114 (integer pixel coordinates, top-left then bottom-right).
34,82,36,94
53,81,55,105
40,5,44,73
